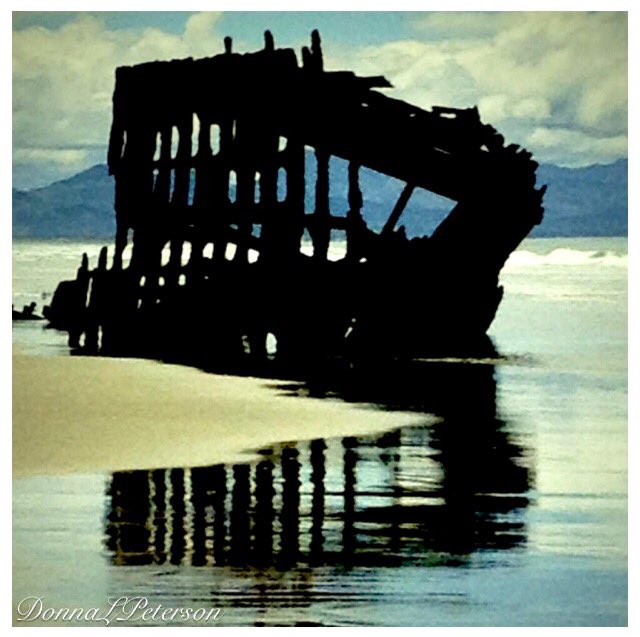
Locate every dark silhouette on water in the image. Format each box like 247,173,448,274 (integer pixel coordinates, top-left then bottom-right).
104,360,531,572
12,302,43,321
45,30,545,369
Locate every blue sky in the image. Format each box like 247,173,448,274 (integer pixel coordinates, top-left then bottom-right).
12,11,628,190
12,12,412,45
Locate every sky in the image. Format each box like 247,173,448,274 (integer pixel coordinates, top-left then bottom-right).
12,10,628,190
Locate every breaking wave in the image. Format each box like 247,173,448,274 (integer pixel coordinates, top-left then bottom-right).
505,248,627,269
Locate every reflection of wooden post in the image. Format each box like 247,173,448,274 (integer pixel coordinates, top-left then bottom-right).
310,439,326,563
212,465,228,565
280,446,301,563
254,459,275,564
190,465,230,566
230,465,251,563
169,468,186,565
106,470,152,566
378,430,402,554
342,437,357,559
151,469,167,564
190,467,208,566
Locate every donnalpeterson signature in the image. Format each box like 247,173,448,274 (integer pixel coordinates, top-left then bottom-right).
16,596,224,625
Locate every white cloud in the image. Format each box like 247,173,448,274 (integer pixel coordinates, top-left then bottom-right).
14,148,88,166
478,94,551,122
12,11,628,189
526,126,627,167
12,12,225,177
326,12,627,166
410,12,519,41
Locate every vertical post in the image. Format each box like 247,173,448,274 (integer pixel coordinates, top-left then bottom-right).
233,161,254,264
311,29,324,72
113,224,129,271
284,137,306,261
301,46,312,70
382,182,415,237
155,126,172,202
264,30,274,51
213,116,235,265
346,162,364,261
85,246,108,353
165,238,182,289
172,115,192,205
313,148,330,261
193,112,210,209
254,129,281,264
68,253,89,349
175,116,202,281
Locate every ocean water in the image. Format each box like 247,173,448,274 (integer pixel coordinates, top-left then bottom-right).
12,237,627,626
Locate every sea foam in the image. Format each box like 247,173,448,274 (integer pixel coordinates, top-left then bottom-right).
505,248,627,269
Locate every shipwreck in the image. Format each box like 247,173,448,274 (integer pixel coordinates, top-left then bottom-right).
45,31,545,369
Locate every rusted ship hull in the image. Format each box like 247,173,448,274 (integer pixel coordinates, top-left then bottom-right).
45,31,545,368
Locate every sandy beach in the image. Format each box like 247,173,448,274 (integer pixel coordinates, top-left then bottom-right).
13,350,424,477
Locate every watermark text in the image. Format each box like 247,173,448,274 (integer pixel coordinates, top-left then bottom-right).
16,596,224,625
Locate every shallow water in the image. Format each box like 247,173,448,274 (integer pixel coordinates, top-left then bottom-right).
12,237,627,626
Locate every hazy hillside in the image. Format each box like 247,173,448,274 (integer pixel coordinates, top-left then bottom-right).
13,165,116,239
12,158,627,239
533,160,627,237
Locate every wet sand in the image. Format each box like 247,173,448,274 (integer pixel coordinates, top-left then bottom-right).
13,351,425,477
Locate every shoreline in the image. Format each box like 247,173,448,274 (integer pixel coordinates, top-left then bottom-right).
13,351,426,478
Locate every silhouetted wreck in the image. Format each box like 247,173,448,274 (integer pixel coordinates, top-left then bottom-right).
45,31,545,369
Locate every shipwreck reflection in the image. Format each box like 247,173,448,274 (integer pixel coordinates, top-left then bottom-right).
104,360,532,569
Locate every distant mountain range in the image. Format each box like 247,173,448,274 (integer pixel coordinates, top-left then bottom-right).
13,165,116,239
12,158,627,239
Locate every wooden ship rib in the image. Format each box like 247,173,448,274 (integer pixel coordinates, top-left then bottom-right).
44,31,546,369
